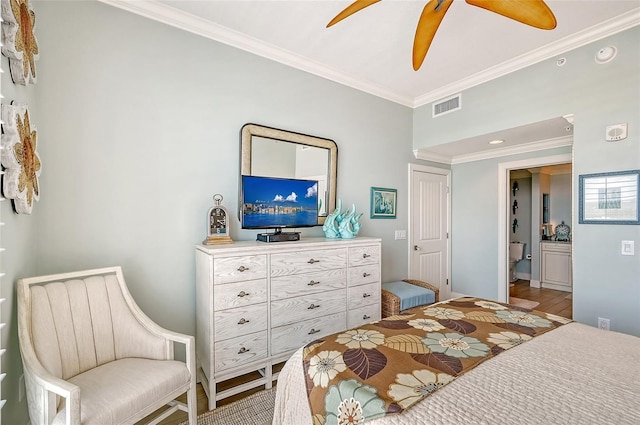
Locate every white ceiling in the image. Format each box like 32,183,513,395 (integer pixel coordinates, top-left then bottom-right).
103,0,640,107
100,0,638,161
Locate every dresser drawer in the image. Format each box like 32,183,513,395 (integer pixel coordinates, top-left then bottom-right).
214,303,268,341
214,279,267,311
349,264,380,286
271,312,346,356
348,304,381,328
214,255,267,284
348,282,380,310
348,245,380,267
271,269,347,300
214,331,268,372
271,289,346,328
270,248,347,276
541,242,571,253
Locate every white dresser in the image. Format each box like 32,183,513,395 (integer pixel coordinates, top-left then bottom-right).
195,237,381,409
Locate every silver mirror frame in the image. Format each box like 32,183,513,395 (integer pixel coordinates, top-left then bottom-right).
240,123,338,225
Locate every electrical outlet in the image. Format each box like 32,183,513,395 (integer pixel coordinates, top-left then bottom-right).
598,317,610,331
19,374,25,402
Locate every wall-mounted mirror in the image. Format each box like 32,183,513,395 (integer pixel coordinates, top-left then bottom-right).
240,123,338,225
542,193,550,224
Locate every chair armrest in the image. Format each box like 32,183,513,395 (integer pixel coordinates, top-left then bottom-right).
403,279,440,302
20,346,81,425
132,316,196,377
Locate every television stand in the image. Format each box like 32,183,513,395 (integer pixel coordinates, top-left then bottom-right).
257,229,300,243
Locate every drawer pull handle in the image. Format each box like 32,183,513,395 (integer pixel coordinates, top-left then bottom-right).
237,291,250,297
308,303,320,310
307,258,320,264
238,347,250,354
362,272,371,277
307,280,320,286
237,266,249,272
237,318,250,325
363,314,371,320
363,293,371,298
362,253,371,258
308,328,320,335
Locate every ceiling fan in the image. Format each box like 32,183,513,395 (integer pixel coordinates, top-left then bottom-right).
327,0,557,71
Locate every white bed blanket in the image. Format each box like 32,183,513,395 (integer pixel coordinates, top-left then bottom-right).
273,322,640,424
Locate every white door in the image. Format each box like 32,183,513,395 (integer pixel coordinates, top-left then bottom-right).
410,166,450,300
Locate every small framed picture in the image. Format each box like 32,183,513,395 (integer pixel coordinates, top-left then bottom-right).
579,170,639,224
370,187,397,219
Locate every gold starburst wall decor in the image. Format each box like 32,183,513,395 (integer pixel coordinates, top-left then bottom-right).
1,102,41,214
1,0,39,84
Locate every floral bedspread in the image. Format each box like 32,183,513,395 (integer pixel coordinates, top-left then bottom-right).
301,297,572,424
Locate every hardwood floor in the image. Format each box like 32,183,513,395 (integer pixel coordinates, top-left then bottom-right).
510,279,572,319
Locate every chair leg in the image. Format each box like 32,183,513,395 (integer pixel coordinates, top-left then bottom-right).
187,383,197,425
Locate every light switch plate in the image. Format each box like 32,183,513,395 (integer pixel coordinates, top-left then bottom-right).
621,240,634,256
394,230,407,240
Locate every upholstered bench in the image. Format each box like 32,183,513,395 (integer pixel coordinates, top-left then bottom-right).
381,279,439,318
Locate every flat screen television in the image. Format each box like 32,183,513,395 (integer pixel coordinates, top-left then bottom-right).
240,175,319,231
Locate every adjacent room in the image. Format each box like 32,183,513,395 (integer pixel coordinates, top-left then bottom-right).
1,1,639,424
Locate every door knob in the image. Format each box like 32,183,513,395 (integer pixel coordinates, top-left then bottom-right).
414,245,421,251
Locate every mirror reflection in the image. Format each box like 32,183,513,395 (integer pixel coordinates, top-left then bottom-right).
240,124,338,225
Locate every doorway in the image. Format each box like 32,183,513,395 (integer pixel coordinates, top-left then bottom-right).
498,154,573,317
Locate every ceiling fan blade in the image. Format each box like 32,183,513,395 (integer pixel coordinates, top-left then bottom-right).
465,0,557,30
327,0,382,28
413,0,454,71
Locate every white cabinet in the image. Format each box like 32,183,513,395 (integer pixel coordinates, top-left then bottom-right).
195,237,381,409
540,242,572,292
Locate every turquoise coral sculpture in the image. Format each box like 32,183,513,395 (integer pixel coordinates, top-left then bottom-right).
323,199,362,239
322,199,342,238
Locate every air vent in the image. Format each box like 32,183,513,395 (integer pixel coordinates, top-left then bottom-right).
432,93,461,117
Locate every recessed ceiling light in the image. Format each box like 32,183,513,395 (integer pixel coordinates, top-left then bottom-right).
489,139,504,145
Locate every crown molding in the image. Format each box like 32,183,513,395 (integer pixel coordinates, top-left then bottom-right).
413,149,452,164
414,135,573,165
97,0,415,107
98,1,639,109
413,8,640,107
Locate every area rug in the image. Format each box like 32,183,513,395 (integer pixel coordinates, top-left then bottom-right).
509,297,540,309
181,387,275,425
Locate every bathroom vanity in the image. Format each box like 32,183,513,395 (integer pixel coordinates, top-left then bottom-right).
540,241,572,291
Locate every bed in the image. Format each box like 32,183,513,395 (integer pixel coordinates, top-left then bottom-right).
273,297,640,425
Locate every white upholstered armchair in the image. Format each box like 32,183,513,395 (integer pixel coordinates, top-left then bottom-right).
17,266,196,425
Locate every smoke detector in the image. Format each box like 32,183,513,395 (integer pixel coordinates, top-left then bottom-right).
595,46,617,64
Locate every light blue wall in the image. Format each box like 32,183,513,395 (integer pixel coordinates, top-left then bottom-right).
415,27,640,335
33,0,416,323
0,52,39,420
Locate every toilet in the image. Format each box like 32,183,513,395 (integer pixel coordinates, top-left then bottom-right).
509,242,526,282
